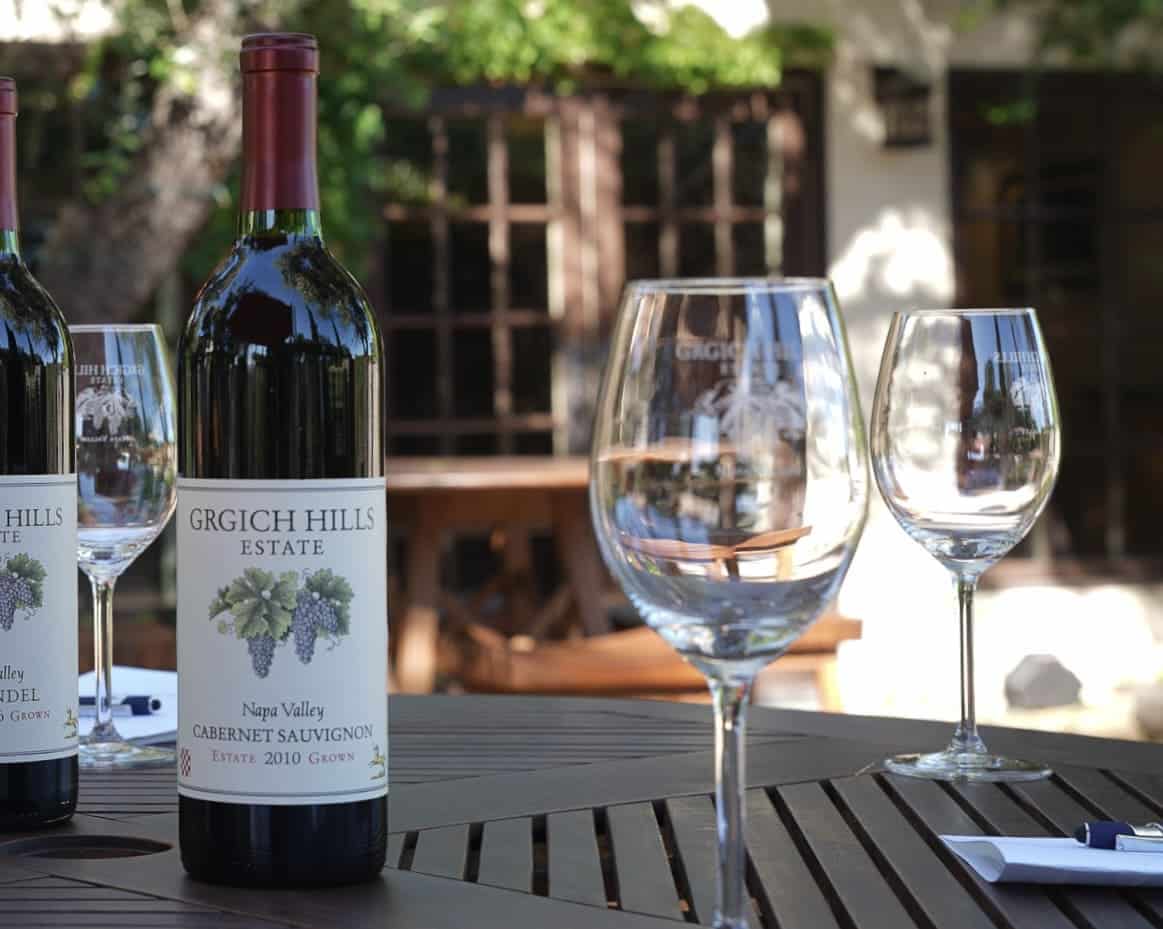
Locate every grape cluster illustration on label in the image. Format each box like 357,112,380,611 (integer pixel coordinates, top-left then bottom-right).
0,554,45,631
209,567,354,678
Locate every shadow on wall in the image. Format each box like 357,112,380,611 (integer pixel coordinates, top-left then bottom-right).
757,1,1163,736
765,3,964,678
808,10,958,402
832,205,954,403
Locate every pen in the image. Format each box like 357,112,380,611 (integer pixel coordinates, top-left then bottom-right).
78,703,133,718
1074,821,1163,849
79,695,162,716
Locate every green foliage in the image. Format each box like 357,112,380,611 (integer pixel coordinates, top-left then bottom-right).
410,0,652,89
208,585,231,620
211,568,299,640
73,0,830,287
983,97,1037,126
68,0,177,203
372,0,821,94
960,1,1163,131
639,7,784,91
965,0,1163,66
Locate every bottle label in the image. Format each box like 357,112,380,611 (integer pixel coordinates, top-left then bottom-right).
176,478,388,805
0,474,78,763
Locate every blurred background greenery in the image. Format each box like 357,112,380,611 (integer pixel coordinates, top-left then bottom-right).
10,1,1163,731
8,0,1155,334
8,0,831,332
10,0,831,665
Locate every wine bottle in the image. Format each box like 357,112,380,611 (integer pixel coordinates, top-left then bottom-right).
176,34,387,885
0,77,79,831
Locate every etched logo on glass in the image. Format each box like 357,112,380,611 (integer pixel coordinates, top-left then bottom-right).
76,387,139,439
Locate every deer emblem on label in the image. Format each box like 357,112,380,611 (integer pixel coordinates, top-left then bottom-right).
369,744,386,780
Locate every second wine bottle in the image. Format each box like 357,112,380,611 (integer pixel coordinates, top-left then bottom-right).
0,76,78,832
176,33,387,885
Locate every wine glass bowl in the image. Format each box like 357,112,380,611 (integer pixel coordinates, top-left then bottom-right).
871,308,1060,781
71,324,178,768
590,278,868,928
872,309,1058,575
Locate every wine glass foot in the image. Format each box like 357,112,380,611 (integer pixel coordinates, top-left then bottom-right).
80,739,174,770
885,750,1050,783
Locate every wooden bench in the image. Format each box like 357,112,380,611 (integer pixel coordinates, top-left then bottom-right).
437,611,861,710
387,455,861,706
387,455,605,694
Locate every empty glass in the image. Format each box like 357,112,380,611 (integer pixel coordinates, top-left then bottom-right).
871,308,1060,781
72,324,177,768
590,279,869,929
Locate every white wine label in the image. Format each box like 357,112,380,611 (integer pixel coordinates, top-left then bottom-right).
0,474,78,763
176,478,388,805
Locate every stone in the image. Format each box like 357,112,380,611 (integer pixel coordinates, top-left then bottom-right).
1134,684,1163,741
1004,654,1082,709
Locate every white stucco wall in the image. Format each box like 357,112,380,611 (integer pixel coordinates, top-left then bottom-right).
0,1,113,41
764,0,1163,730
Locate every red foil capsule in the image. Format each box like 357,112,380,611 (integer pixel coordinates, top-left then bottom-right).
239,34,320,213
0,77,17,231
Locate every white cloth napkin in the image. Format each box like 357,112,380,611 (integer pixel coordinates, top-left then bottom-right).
943,836,1163,886
77,665,177,744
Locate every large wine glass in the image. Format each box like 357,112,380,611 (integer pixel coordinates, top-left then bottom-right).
72,324,177,768
590,279,868,929
871,308,1060,781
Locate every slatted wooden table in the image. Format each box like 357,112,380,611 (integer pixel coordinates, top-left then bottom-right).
4,696,1163,927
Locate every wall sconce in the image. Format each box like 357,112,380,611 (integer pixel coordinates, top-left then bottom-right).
873,66,933,148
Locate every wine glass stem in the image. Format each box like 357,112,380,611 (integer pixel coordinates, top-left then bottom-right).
89,576,119,742
952,575,985,756
710,676,753,929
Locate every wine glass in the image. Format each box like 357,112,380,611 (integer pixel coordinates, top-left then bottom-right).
590,278,869,929
871,308,1060,781
72,324,177,768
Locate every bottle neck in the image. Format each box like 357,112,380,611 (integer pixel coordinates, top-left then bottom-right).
238,208,322,240
238,69,320,240
0,115,19,258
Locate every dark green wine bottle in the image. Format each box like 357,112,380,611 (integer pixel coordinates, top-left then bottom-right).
176,35,387,885
0,76,79,832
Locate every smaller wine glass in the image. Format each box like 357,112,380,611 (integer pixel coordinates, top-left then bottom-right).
72,324,177,768
871,308,1060,781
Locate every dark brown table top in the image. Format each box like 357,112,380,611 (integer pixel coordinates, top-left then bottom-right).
385,456,589,493
3,696,1163,927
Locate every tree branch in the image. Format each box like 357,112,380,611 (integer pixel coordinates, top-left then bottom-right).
35,0,243,323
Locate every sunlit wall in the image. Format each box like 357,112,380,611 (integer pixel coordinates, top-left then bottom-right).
765,0,1163,732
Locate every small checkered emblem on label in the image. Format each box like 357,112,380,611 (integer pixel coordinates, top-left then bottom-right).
179,747,192,778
